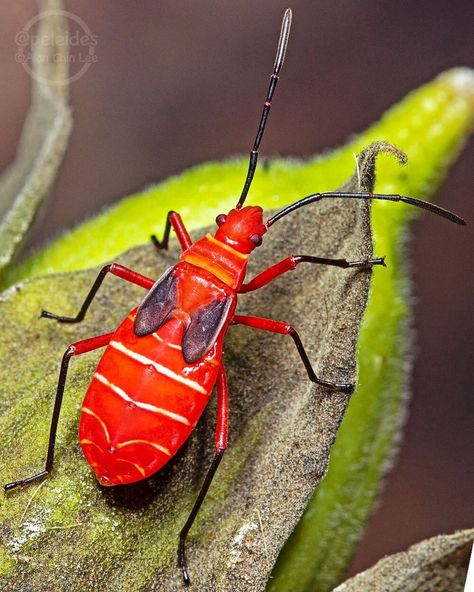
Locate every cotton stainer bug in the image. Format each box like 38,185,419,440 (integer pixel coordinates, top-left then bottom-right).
4,7,466,586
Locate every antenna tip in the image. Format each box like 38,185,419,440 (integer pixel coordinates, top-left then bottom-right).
274,8,292,74
282,8,293,36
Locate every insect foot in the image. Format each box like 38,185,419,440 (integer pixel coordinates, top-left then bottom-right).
315,378,355,394
4,470,49,492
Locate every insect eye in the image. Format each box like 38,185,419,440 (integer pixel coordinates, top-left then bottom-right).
250,234,262,246
215,214,227,226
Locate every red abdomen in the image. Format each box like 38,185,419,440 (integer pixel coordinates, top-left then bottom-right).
78,308,222,486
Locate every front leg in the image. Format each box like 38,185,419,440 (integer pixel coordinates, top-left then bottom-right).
239,254,385,293
232,315,353,393
151,210,192,252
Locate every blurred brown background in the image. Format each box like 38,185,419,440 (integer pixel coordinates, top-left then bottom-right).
0,0,472,580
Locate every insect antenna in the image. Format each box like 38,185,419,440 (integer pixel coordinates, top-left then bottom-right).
266,191,466,227
236,8,292,209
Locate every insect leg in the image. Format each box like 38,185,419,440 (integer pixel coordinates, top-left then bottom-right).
232,315,353,393
151,210,192,252
4,332,114,492
41,263,154,323
239,254,384,293
178,365,228,586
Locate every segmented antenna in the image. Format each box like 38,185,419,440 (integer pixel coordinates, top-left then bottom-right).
265,191,467,226
236,8,292,209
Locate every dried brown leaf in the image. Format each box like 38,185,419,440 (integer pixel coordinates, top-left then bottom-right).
0,144,392,590
334,529,473,592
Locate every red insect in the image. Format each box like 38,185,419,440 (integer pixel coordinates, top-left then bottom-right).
4,9,465,585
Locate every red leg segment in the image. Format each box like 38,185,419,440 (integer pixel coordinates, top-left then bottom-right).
178,365,229,585
232,315,353,393
239,254,385,293
41,263,155,324
152,210,192,252
107,263,155,289
4,332,114,492
214,366,229,452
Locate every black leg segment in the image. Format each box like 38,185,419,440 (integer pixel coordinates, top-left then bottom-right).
232,315,354,393
287,326,353,393
178,365,229,585
178,450,225,586
151,211,192,252
294,255,386,269
151,211,175,251
4,332,113,493
40,263,154,324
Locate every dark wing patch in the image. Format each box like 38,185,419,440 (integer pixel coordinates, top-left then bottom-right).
134,267,178,336
182,298,231,364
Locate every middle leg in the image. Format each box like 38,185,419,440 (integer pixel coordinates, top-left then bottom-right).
41,263,155,324
232,315,353,393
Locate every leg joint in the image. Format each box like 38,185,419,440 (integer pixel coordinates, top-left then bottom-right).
63,344,76,360
101,263,115,274
287,325,298,338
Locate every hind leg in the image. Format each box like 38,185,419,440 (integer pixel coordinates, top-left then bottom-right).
4,332,113,492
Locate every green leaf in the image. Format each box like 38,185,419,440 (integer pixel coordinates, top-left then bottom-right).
0,0,72,272
0,70,470,290
0,68,472,591
269,69,474,592
334,528,473,592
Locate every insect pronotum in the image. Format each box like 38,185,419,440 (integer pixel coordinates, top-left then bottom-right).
4,8,465,586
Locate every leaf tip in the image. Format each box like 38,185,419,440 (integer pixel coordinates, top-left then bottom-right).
438,67,474,102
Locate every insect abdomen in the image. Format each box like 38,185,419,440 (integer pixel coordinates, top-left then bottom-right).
79,309,221,486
